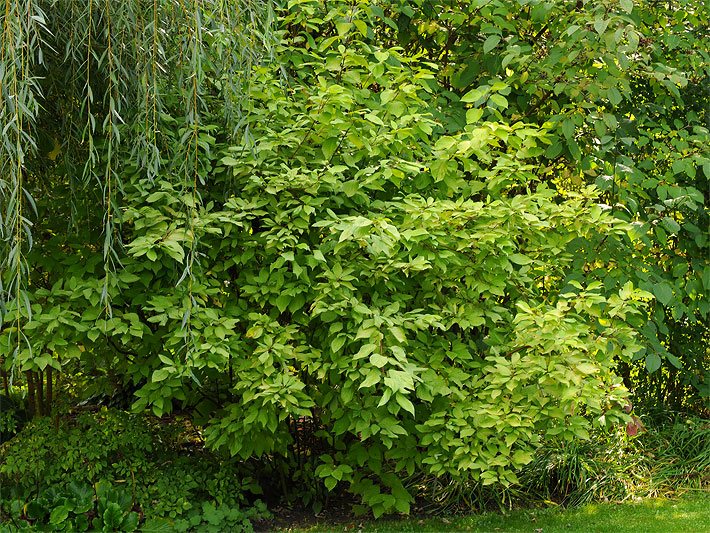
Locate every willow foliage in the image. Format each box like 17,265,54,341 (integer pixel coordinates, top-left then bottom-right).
0,0,274,362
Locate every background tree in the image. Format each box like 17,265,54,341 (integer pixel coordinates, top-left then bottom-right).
373,0,709,412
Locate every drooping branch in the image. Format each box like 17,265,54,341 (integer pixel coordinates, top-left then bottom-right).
0,0,275,370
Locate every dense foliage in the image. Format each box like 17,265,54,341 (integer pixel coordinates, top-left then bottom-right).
0,0,707,526
0,410,268,531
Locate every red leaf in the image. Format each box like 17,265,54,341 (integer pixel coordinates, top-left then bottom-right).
626,421,638,436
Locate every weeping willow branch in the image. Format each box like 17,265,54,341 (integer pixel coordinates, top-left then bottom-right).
0,0,275,372
0,0,45,374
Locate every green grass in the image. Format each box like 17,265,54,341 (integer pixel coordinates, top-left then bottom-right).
281,491,710,533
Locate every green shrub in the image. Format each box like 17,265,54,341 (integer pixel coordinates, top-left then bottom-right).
0,394,26,444
0,409,155,498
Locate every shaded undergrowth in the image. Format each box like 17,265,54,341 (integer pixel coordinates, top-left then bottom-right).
0,408,707,531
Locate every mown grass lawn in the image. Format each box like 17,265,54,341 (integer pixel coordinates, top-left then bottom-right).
279,491,709,532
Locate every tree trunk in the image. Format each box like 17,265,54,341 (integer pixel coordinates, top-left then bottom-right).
26,371,36,418
1,369,8,397
54,371,61,431
46,367,53,417
36,371,45,416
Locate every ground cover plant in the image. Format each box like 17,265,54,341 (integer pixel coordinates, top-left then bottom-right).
0,0,707,529
0,410,269,531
